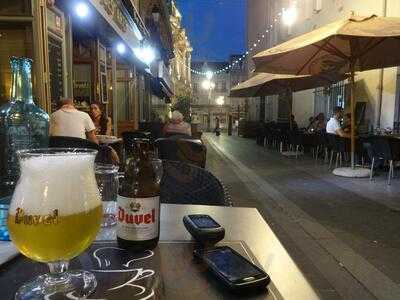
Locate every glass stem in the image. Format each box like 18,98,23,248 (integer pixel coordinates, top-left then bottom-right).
46,261,70,285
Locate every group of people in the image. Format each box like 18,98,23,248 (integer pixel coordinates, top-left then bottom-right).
302,107,353,138
49,98,194,164
326,107,352,138
306,113,326,133
49,97,112,144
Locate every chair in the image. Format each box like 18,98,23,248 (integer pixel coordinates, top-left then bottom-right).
327,134,350,169
161,160,232,206
49,135,99,150
121,131,151,152
155,138,207,168
369,136,400,185
164,132,193,139
48,136,113,164
287,131,302,158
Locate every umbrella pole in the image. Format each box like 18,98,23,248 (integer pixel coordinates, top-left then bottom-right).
287,88,293,130
350,63,356,169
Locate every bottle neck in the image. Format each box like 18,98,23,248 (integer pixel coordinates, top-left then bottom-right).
10,57,34,104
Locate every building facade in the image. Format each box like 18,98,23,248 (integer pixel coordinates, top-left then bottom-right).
246,0,400,130
169,0,192,99
191,60,245,132
0,0,174,135
229,54,248,122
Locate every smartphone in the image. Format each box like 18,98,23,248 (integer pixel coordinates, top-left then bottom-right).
183,214,225,244
194,246,270,291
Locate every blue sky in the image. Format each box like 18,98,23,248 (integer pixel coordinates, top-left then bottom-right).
175,0,246,62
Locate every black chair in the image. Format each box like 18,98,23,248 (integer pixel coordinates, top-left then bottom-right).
49,136,113,164
164,133,193,140
49,135,99,150
161,160,232,206
313,131,327,162
287,131,302,158
369,136,400,185
122,131,150,146
326,134,350,169
155,138,207,168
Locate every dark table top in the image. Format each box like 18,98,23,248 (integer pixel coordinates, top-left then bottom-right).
1,204,319,300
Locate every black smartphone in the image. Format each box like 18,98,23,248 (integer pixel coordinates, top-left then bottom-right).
194,246,270,291
183,214,225,244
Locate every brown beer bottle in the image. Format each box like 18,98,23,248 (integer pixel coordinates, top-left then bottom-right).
117,139,160,251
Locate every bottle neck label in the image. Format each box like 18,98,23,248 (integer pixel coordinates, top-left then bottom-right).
117,195,159,241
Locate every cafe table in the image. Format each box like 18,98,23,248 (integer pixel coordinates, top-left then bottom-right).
0,204,319,299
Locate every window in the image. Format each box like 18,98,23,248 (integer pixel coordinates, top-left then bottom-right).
193,82,198,93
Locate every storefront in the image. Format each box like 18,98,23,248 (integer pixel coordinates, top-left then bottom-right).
0,0,150,135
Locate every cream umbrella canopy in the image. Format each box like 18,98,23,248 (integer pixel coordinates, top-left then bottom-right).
252,15,400,171
230,72,347,130
230,73,346,97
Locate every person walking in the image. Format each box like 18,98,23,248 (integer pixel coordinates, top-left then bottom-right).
215,117,221,136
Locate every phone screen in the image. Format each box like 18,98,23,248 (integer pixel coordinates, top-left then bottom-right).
190,215,220,228
203,247,265,283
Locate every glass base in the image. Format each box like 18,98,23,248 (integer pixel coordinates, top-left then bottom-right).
101,213,117,227
15,270,97,300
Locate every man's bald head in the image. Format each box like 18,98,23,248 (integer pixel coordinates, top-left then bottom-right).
59,97,74,107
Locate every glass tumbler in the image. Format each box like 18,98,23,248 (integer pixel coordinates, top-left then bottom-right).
94,163,120,227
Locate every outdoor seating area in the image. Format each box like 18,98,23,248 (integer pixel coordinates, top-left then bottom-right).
4,2,400,299
255,123,400,184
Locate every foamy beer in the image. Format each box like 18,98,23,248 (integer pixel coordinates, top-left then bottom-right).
7,148,102,299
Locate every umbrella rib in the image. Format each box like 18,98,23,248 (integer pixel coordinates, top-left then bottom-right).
323,42,349,60
353,37,386,61
297,38,332,75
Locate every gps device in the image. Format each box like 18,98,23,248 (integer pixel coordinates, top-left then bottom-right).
194,246,270,291
183,214,225,245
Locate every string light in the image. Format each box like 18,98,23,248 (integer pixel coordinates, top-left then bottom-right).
182,6,292,76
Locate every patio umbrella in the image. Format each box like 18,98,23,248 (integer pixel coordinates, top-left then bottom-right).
230,72,346,97
230,72,347,129
252,15,400,172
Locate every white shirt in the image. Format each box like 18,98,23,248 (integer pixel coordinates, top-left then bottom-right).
50,108,95,139
326,117,341,134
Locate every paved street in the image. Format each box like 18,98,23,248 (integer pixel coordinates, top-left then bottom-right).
204,133,400,300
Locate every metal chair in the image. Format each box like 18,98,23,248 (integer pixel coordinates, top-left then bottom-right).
369,136,400,185
155,138,207,168
287,130,302,158
122,131,150,148
48,136,113,164
161,160,232,206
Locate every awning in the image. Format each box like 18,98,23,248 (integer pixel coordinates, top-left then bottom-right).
151,77,173,103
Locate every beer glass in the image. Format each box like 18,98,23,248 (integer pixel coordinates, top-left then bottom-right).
7,148,102,299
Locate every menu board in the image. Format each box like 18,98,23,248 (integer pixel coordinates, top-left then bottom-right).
48,35,64,111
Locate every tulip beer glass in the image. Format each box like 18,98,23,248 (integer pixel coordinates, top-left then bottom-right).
7,148,102,299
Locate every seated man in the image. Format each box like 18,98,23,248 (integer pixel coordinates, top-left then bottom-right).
326,107,350,138
163,110,192,136
50,98,120,164
50,97,98,144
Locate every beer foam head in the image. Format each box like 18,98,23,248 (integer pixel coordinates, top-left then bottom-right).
10,153,101,216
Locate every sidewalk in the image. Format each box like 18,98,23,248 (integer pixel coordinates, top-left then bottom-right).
204,133,400,300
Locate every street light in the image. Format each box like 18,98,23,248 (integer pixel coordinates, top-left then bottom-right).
201,80,215,90
75,2,89,18
202,80,215,132
282,6,297,26
205,71,213,80
216,96,225,106
116,42,126,55
134,46,156,65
